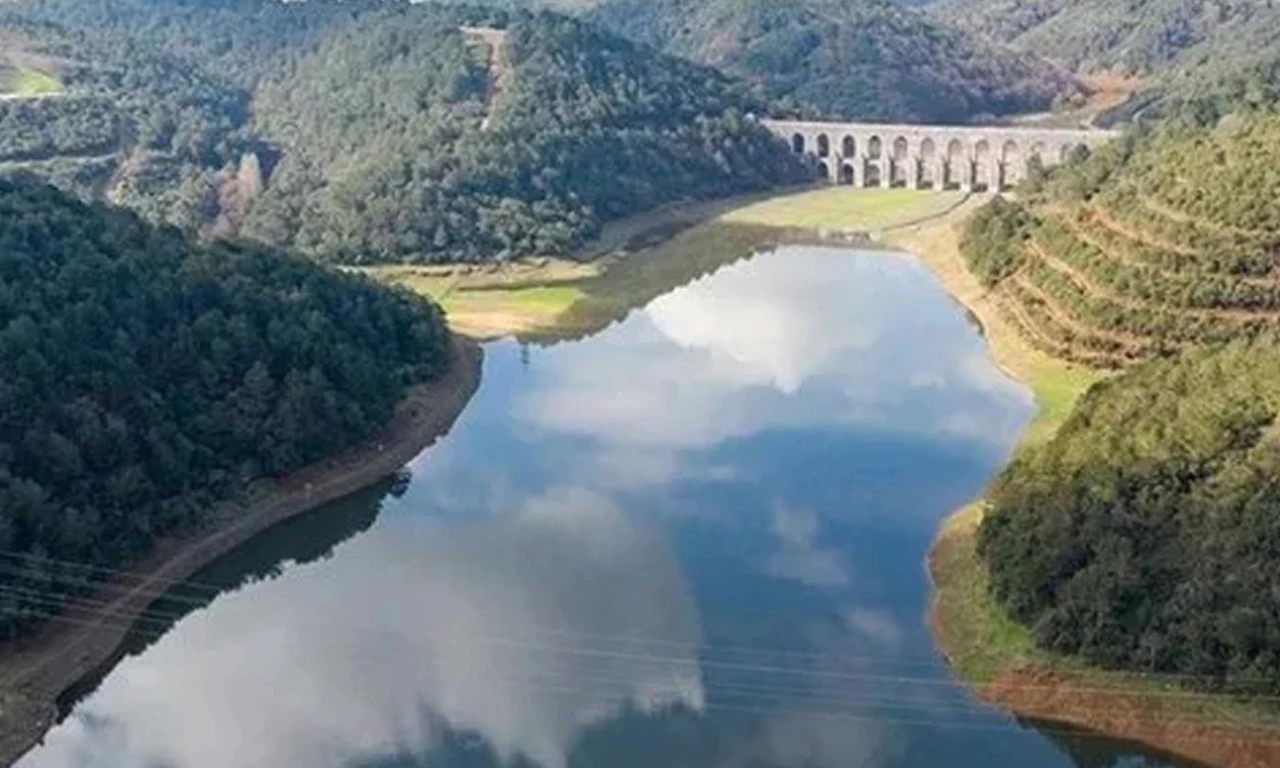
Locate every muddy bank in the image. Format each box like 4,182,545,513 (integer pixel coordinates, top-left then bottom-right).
0,335,482,767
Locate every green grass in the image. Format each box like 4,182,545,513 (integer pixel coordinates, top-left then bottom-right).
933,358,1100,684
720,187,965,232
438,285,584,314
0,65,63,96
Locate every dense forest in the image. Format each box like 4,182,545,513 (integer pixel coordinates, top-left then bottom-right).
581,0,1077,123
959,115,1280,367
244,10,806,263
929,0,1280,121
958,111,1280,691
0,175,452,638
0,0,809,262
979,341,1280,693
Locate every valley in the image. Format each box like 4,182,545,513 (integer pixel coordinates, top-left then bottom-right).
3,1,1280,768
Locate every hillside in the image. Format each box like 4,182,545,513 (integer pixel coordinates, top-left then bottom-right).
0,175,453,639
978,340,1280,694
0,0,806,262
244,10,805,263
583,0,1078,123
959,115,1280,368
930,0,1280,118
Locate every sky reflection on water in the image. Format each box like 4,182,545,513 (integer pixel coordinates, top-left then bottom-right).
21,247,1192,768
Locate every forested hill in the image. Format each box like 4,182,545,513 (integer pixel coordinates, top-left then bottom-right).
578,0,1079,123
959,114,1280,367
0,175,452,639
963,114,1280,693
979,341,1280,693
243,10,806,263
929,0,1280,119
0,0,807,263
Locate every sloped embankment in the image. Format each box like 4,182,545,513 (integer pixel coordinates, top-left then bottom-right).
962,116,1280,368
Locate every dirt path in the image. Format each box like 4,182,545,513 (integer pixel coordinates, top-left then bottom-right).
1143,197,1274,240
0,336,482,767
1028,239,1280,322
1008,269,1153,357
1066,210,1280,288
1084,205,1201,257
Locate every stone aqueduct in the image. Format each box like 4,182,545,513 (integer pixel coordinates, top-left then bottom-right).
762,120,1120,191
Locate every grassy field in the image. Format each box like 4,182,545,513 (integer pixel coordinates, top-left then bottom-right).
357,260,597,339
0,64,62,96
721,187,966,233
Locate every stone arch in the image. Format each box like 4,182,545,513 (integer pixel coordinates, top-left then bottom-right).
865,162,882,188
890,136,911,187
920,138,937,188
841,135,855,158
818,160,830,183
868,136,883,159
792,133,805,154
817,134,830,158
945,138,967,189
974,140,992,190
839,162,855,185
1001,140,1020,189
1030,141,1046,160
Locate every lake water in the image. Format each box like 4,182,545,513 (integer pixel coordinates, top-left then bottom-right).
18,245,1192,768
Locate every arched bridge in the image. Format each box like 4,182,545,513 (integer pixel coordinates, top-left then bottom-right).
762,120,1120,191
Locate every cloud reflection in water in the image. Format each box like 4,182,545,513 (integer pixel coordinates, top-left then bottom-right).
19,489,702,768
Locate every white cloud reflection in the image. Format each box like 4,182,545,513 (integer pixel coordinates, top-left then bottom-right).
766,505,853,589
20,489,702,768
516,247,1033,489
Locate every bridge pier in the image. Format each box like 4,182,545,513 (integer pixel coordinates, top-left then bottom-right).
764,119,1119,195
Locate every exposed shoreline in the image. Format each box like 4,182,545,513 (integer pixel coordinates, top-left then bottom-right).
7,187,1274,768
885,205,1280,768
0,335,483,768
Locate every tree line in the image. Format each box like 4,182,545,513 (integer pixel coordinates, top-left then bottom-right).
0,175,451,639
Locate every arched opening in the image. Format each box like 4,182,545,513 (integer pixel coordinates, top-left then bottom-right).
817,160,830,184
1000,140,1020,189
1030,141,1046,161
974,140,992,191
865,162,882,188
792,134,805,154
945,139,966,189
839,162,855,185
920,138,937,188
841,135,855,158
868,136,883,159
891,136,910,187
817,134,830,158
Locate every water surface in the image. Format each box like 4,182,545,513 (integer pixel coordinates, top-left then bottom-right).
19,245,1191,768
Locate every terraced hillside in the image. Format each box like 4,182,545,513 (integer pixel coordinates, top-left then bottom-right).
962,116,1280,367
929,0,1280,120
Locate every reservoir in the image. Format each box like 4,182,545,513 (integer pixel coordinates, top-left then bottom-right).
17,245,1193,768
